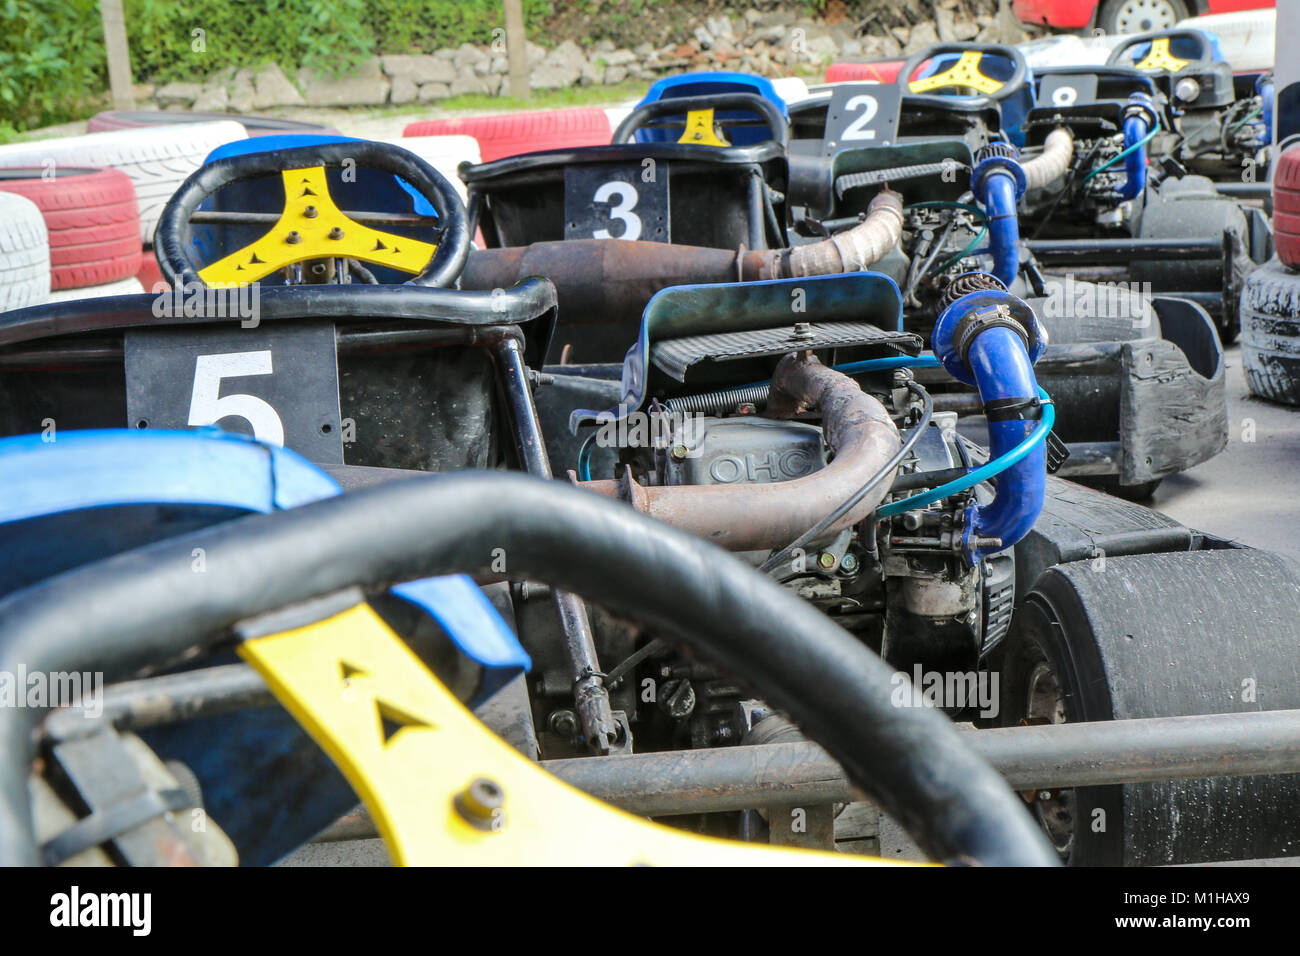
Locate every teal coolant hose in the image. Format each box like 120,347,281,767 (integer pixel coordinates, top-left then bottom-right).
877,384,1054,517
1082,124,1159,183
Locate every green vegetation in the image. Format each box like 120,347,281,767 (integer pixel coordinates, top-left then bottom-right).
0,0,106,129
125,0,555,83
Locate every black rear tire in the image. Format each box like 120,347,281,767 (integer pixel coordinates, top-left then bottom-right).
1000,549,1300,865
1241,256,1300,406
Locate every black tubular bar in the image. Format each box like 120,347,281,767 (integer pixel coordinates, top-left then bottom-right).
190,210,441,227
493,336,619,755
43,665,273,741
1214,182,1271,200
1025,237,1223,262
312,708,1300,840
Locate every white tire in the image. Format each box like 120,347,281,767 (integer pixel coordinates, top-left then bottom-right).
0,191,51,312
0,121,247,246
45,275,144,303
384,135,481,205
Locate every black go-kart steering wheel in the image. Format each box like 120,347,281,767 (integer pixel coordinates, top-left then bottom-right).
612,92,790,149
154,141,472,289
1106,29,1215,75
0,472,1058,867
899,42,1029,103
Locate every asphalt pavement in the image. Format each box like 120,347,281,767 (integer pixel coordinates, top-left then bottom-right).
1156,345,1300,563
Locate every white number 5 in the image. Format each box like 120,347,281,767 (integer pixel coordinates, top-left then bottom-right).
188,350,285,445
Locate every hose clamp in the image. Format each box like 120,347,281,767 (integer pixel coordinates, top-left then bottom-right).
1123,92,1158,129
952,301,1038,367
972,143,1028,201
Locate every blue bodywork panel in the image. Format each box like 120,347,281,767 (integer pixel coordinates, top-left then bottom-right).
571,271,913,429
0,428,527,863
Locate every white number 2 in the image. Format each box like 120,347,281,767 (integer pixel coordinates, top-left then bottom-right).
188,350,285,446
592,180,641,240
842,94,880,141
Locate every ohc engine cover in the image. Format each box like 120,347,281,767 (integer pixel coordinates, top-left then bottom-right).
660,417,826,486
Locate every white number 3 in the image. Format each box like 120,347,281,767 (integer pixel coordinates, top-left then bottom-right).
188,350,285,446
592,180,642,241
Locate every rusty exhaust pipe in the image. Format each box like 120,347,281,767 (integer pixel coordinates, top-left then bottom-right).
459,192,904,359
580,352,901,552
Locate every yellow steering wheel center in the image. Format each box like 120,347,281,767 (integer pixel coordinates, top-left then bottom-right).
198,166,438,288
239,601,912,866
1133,37,1191,74
909,50,1005,96
677,108,731,147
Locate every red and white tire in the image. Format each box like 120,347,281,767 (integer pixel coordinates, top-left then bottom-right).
0,191,50,312
403,108,611,162
0,121,247,246
87,110,337,137
385,135,481,204
1274,146,1300,270
825,61,904,84
45,275,144,303
136,248,164,290
0,167,141,290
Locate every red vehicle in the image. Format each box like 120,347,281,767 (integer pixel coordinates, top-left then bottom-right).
1014,0,1273,35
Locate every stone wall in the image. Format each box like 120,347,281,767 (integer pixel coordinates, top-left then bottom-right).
138,0,1021,111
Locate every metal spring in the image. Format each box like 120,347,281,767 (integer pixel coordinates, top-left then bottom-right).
664,383,772,415
937,271,1006,312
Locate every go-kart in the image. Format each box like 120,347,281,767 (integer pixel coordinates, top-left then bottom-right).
5,135,1299,867
457,62,1228,500
1106,28,1273,184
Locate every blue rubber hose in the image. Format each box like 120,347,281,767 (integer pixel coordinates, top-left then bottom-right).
1118,111,1152,201
913,278,1049,562
972,147,1027,288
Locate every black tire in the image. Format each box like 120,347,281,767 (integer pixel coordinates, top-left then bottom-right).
1076,476,1162,501
1097,0,1190,36
1241,256,1300,405
1000,550,1300,866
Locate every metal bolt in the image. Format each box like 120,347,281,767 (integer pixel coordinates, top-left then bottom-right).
285,231,301,244
310,262,327,276
659,678,696,719
303,205,318,218
840,552,859,574
547,709,578,738
453,777,504,831
817,551,837,570
328,227,344,240
670,443,689,460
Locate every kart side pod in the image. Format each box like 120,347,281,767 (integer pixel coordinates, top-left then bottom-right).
931,273,1048,563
